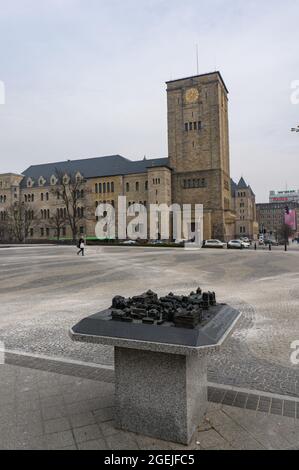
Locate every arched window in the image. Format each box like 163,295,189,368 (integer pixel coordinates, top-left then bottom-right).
95,183,98,193
103,183,106,193
126,182,130,192
107,182,110,193
111,182,114,193
99,183,102,193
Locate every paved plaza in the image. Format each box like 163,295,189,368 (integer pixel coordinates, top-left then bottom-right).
1,244,299,449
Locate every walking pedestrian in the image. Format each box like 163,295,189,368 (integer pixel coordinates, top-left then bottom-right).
77,238,85,256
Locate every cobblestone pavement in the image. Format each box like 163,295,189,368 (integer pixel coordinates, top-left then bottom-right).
1,363,299,450
1,245,299,397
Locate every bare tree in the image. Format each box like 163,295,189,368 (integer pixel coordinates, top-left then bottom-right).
278,223,294,244
7,202,37,242
53,170,91,241
0,213,9,242
47,209,68,241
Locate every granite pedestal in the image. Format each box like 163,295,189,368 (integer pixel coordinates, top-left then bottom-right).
114,347,207,444
70,303,241,445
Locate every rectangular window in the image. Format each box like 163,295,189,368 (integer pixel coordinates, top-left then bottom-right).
189,122,192,131
193,122,197,130
185,123,188,132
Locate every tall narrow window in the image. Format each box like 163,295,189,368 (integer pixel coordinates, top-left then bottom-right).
103,183,106,193
126,182,130,192
95,183,98,193
136,182,139,191
189,122,192,131
107,182,110,193
185,123,188,132
111,182,114,193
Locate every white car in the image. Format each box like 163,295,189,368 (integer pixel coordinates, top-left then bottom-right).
203,239,225,249
227,240,243,250
122,240,137,245
240,240,250,248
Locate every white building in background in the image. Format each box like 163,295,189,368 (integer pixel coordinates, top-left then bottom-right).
269,189,299,204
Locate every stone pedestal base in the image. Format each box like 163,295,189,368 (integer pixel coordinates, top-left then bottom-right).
114,347,207,445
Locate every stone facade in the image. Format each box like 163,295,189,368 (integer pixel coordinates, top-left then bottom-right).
167,72,235,241
231,177,258,240
1,72,241,243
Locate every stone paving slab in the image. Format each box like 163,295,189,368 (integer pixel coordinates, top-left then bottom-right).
5,349,299,420
1,363,299,450
1,245,299,399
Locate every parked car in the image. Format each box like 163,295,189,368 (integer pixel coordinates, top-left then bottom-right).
202,239,225,249
122,240,137,245
240,241,250,248
240,237,251,245
227,240,243,250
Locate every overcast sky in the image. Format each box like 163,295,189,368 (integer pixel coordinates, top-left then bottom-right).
0,0,298,202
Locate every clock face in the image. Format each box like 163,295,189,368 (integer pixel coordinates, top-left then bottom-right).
185,88,199,103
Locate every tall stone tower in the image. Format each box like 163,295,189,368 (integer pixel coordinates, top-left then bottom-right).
166,72,235,241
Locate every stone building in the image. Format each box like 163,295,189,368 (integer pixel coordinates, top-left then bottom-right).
167,72,235,240
256,201,299,241
231,177,258,240
0,71,237,242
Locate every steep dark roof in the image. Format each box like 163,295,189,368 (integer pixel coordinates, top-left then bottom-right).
21,155,170,188
237,177,248,189
231,179,238,196
231,177,255,198
248,185,255,197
